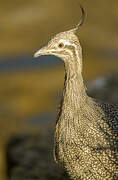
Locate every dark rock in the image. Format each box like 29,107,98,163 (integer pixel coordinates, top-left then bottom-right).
87,72,118,104
6,133,69,180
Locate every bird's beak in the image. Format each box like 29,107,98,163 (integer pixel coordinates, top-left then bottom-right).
34,47,47,58
34,46,55,58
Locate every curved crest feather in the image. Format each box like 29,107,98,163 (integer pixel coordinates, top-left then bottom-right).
70,4,85,33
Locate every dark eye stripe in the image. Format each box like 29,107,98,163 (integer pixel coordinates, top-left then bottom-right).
65,45,76,56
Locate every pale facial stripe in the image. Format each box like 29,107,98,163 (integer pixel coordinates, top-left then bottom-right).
58,39,81,67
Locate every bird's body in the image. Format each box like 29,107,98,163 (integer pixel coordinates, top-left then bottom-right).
34,6,118,180
55,89,118,179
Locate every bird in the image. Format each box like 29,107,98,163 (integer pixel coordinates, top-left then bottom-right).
34,5,118,180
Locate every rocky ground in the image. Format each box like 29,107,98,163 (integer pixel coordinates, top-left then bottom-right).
6,133,69,180
6,72,118,180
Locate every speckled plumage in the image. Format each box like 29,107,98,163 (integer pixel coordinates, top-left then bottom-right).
34,7,118,180
54,94,118,179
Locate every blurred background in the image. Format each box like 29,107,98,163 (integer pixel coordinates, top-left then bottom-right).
1,0,118,179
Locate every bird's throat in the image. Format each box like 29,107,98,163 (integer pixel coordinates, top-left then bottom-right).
62,65,86,111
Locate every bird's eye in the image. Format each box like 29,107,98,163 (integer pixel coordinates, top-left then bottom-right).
58,42,64,48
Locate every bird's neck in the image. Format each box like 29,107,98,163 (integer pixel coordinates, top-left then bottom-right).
62,57,86,110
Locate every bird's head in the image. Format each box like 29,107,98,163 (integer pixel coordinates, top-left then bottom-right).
34,31,81,59
34,5,85,70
